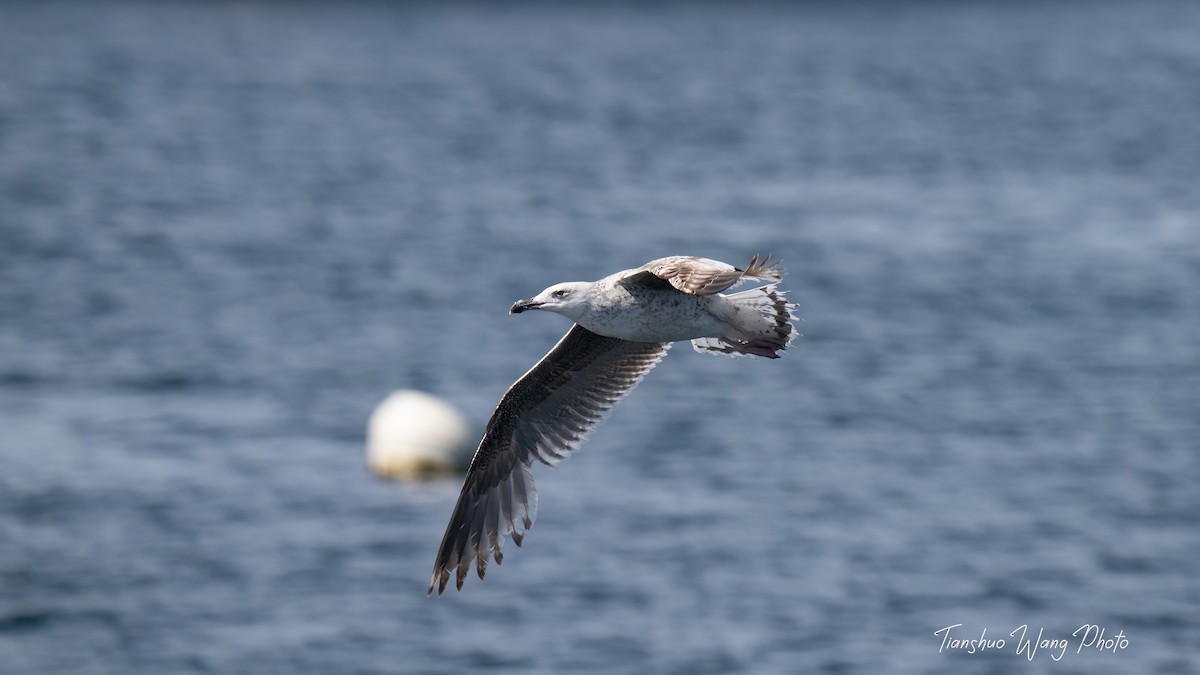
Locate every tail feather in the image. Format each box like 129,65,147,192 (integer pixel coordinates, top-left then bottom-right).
693,284,797,359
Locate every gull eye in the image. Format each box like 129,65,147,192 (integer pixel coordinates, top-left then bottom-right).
552,289,568,298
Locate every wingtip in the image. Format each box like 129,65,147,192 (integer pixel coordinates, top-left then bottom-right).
744,253,783,280
431,569,449,596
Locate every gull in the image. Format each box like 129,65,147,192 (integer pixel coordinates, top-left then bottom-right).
428,255,796,594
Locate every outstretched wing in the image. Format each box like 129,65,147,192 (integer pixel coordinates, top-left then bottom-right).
621,254,782,296
428,325,670,595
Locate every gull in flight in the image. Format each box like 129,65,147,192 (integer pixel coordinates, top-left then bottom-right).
428,255,797,594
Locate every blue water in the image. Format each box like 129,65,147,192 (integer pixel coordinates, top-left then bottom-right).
2,2,1198,673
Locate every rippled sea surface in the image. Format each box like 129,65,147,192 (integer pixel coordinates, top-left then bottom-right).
2,2,1198,673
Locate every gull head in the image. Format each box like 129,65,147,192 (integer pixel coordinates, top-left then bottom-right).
509,282,592,320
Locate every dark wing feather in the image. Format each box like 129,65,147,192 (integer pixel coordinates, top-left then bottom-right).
622,254,782,296
428,325,670,595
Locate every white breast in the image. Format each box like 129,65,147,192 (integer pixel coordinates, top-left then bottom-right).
576,284,726,342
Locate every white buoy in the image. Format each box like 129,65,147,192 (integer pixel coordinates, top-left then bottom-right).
366,390,472,480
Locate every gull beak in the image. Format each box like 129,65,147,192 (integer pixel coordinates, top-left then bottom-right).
509,298,542,314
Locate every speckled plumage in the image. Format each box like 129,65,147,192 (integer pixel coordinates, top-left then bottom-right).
428,255,797,595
